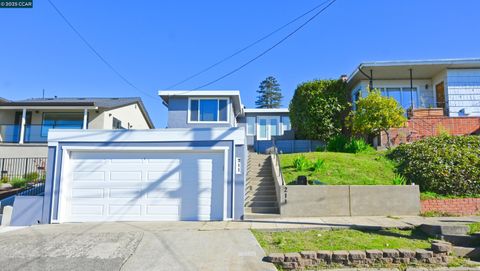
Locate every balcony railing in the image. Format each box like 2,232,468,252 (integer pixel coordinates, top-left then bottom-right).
0,124,82,143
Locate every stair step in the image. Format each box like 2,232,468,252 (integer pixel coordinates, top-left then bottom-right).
245,195,277,201
453,246,480,260
442,235,480,247
245,190,277,196
245,201,278,208
244,207,279,214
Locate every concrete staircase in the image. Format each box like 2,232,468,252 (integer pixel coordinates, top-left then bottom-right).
419,223,480,260
244,152,279,218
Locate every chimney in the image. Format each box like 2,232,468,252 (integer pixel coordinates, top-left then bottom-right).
340,74,348,82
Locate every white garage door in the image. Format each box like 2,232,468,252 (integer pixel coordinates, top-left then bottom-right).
60,150,225,222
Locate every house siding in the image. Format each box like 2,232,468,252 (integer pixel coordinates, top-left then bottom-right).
167,97,235,128
102,103,151,129
446,69,480,117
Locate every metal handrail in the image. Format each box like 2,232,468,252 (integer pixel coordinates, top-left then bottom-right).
271,138,286,185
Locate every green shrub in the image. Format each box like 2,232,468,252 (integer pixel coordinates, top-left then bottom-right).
388,135,480,196
24,172,39,182
293,155,311,171
326,135,349,152
345,138,374,153
313,159,325,172
392,174,407,185
10,177,27,188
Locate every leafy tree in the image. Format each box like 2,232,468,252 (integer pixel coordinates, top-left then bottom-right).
289,79,350,141
255,76,283,108
349,89,407,147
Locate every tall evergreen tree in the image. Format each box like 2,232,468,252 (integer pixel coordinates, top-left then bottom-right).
255,76,283,108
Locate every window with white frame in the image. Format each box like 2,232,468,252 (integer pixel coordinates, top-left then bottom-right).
378,87,419,109
282,116,291,133
189,98,229,122
246,117,255,135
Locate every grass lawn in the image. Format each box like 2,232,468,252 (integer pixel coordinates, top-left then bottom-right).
252,229,431,253
279,151,396,185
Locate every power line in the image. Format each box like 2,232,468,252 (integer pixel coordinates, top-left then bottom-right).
47,0,159,101
194,0,338,90
166,0,333,89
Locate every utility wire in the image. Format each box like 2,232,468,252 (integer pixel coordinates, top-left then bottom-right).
194,0,337,90
166,0,333,89
47,0,159,100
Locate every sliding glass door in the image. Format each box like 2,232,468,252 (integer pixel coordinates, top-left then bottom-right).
256,116,280,140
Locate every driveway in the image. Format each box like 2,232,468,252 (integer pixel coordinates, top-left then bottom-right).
0,222,276,271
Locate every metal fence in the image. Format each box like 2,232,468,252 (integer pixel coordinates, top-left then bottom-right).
0,157,47,197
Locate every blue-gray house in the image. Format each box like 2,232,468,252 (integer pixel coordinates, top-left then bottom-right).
20,90,291,225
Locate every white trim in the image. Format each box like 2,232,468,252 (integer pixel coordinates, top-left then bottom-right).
55,146,230,223
48,127,246,146
19,108,26,144
187,97,230,124
244,108,289,113
82,109,88,129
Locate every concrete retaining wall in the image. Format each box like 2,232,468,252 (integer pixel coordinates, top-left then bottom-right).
280,185,420,217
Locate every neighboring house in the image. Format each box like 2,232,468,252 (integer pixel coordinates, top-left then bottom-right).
0,97,154,158
348,58,480,146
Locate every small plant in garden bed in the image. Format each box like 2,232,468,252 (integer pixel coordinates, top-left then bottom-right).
10,177,27,189
392,173,407,185
468,222,480,235
293,155,311,171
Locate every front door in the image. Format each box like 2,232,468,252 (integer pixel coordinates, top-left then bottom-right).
256,116,280,140
435,82,446,109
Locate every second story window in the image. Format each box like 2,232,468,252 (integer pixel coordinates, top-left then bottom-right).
189,98,229,122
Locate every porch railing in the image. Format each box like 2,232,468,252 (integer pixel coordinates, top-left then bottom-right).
0,124,21,143
0,157,47,199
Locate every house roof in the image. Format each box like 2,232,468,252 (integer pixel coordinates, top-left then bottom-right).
244,108,289,114
158,90,244,116
0,97,154,128
347,58,480,87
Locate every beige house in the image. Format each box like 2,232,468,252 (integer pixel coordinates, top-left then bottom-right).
0,97,154,158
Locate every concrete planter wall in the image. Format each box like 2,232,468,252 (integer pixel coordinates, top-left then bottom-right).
271,155,421,217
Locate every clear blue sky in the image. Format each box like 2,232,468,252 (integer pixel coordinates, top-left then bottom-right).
1,0,479,128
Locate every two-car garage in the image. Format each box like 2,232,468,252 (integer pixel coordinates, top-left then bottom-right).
59,150,226,222
42,128,246,224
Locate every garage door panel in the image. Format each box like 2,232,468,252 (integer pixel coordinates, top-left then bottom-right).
109,171,142,181
72,188,104,199
72,171,106,181
109,188,143,198
108,205,141,216
63,151,225,222
146,172,180,182
71,205,104,216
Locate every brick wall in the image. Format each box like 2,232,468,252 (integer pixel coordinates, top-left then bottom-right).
421,198,480,216
379,116,480,147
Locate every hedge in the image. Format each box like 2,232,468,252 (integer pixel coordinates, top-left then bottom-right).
388,135,480,196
